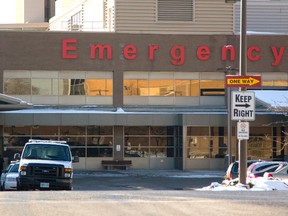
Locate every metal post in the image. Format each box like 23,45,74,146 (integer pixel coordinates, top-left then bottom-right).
227,86,232,165
218,66,238,167
239,0,247,185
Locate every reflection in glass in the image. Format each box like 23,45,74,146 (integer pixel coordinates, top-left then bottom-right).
124,147,148,157
5,78,113,96
87,126,113,135
150,147,167,157
87,147,113,157
32,126,58,136
60,126,86,135
149,80,174,96
124,126,149,135
187,136,210,158
123,80,148,96
85,79,112,96
70,79,85,95
31,79,58,95
4,78,31,95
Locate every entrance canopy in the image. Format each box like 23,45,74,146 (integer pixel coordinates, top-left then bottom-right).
0,94,33,111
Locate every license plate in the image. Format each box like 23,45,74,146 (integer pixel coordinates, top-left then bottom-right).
40,182,50,188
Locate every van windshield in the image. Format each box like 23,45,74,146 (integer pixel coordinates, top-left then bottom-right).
22,144,71,161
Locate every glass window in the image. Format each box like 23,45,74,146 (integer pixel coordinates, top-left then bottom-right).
200,80,225,96
150,147,167,157
5,136,30,147
125,126,149,135
187,127,209,136
71,147,85,157
263,80,288,87
4,127,32,159
174,80,200,96
124,80,149,96
4,126,31,136
31,79,58,95
124,126,175,158
70,79,86,95
87,126,113,135
149,80,174,96
4,78,31,95
85,79,112,96
248,136,271,159
87,146,112,157
274,80,288,87
125,137,149,147
250,127,272,136
87,136,112,146
32,126,58,136
151,126,174,136
60,126,86,136
187,137,210,158
5,77,112,97
125,137,148,157
124,73,227,97
187,127,229,159
59,79,71,95
175,80,190,96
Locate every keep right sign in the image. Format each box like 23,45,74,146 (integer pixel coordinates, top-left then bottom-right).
232,91,255,121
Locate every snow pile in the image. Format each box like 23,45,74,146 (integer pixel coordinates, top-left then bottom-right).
198,177,288,191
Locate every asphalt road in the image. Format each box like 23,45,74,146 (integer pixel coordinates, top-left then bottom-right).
0,170,288,216
72,169,225,190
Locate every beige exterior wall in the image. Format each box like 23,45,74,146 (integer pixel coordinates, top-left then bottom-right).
234,0,288,34
15,0,24,23
50,0,114,31
15,0,45,23
115,0,234,34
50,0,233,34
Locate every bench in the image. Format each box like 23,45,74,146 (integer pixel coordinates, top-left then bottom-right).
102,160,132,170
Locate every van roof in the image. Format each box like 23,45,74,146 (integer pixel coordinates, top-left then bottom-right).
26,139,69,146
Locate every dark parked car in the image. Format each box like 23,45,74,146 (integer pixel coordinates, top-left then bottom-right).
225,160,260,180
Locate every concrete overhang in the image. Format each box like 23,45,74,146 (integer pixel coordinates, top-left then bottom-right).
0,94,33,111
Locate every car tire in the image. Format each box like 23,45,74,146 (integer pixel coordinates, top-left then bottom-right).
3,181,6,191
63,186,72,191
16,183,25,191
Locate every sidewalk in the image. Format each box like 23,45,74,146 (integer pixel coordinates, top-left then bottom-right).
74,169,226,178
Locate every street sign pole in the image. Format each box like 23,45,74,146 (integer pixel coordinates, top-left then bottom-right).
239,0,247,185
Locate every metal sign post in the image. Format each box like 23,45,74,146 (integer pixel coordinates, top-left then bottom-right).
225,0,261,185
239,0,247,185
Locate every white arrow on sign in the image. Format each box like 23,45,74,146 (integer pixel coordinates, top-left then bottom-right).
232,91,255,121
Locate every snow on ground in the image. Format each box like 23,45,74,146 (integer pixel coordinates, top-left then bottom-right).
198,177,288,191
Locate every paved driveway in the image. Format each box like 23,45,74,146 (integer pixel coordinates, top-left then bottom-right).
72,169,226,190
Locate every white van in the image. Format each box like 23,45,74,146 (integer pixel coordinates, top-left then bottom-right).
14,139,79,190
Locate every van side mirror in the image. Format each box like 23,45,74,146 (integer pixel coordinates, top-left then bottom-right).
14,153,20,160
73,155,79,163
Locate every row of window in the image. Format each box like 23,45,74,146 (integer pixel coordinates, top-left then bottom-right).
4,71,287,97
3,126,286,160
4,79,113,96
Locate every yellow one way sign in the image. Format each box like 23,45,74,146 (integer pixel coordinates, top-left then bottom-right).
226,75,261,87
